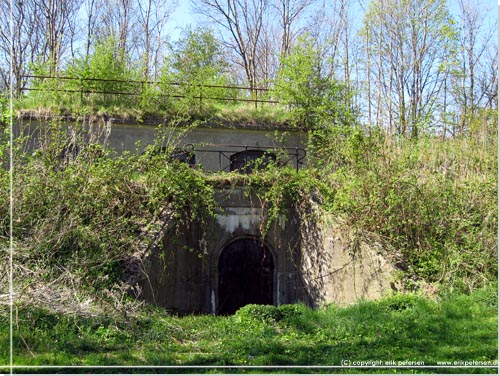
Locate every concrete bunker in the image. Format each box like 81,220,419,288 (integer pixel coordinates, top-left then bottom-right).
136,185,399,314
217,237,275,315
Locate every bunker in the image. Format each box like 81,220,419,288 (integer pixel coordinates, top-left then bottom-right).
124,121,399,314
16,117,399,313
138,182,399,314
139,187,308,314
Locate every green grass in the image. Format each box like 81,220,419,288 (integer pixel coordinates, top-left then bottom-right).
0,284,497,373
16,90,294,129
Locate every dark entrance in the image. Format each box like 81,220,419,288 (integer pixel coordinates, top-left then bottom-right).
229,150,276,174
217,238,274,315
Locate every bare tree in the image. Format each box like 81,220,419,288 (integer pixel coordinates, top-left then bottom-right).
307,0,353,81
40,0,82,73
451,0,498,135
94,0,135,56
363,0,454,137
83,0,101,59
0,0,46,95
137,0,176,80
256,18,280,87
192,0,268,94
275,0,314,58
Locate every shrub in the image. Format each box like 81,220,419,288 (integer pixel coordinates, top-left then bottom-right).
7,120,215,294
320,131,497,291
235,304,283,323
378,294,426,312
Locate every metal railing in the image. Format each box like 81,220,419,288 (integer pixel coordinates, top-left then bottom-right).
21,75,279,109
181,143,306,173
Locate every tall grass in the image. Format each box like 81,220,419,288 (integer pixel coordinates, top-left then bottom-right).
318,130,497,292
17,76,287,126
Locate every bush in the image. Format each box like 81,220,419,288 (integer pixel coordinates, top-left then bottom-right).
235,304,305,326
235,304,283,323
378,294,427,312
7,120,215,293
320,131,497,291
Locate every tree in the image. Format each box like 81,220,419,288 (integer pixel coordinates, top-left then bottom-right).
168,27,229,82
275,0,315,58
450,0,498,136
0,0,80,95
91,0,136,63
192,0,268,96
137,0,176,80
275,35,353,129
0,0,38,95
40,0,83,73
82,0,101,60
162,27,232,112
363,0,455,137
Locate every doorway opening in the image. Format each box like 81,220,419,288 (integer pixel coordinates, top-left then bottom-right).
217,238,274,315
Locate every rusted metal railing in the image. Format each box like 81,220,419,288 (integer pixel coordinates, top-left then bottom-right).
21,75,279,109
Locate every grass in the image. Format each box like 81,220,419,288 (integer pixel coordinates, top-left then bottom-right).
0,284,497,373
16,90,294,129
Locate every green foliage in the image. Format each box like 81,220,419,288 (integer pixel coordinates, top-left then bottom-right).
162,27,235,115
21,37,140,116
235,304,302,324
169,27,229,84
0,94,8,126
467,281,498,308
319,130,497,291
18,28,283,122
274,35,355,129
65,36,139,111
236,304,283,323
5,114,496,302
7,119,215,291
67,36,133,83
2,288,497,369
377,294,426,312
140,152,215,225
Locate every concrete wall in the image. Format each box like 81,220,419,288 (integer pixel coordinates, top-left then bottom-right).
299,214,398,306
139,187,308,314
17,119,306,172
139,187,398,314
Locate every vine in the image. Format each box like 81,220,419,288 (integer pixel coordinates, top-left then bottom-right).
7,118,216,296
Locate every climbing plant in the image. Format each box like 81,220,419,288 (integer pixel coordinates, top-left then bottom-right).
8,118,216,292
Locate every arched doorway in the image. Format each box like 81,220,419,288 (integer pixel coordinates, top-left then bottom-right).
217,238,274,315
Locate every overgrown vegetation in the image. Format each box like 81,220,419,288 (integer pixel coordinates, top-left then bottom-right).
208,127,497,292
1,0,497,369
318,129,497,291
2,52,497,363
0,284,496,371
1,117,495,301
18,29,278,123
2,119,216,299
0,108,496,372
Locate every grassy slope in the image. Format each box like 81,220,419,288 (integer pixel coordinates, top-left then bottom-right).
0,285,497,372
